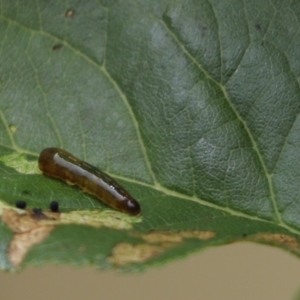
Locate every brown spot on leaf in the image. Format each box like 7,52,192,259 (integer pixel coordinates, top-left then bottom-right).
65,9,75,18
179,230,215,240
0,203,141,267
109,243,170,265
9,225,54,267
2,208,59,233
133,229,215,243
2,208,60,267
110,229,215,266
136,231,182,243
52,44,63,51
252,233,300,252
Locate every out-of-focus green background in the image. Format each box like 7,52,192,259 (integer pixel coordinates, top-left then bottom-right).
0,242,299,300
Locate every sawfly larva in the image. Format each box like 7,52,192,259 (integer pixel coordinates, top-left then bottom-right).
38,148,140,216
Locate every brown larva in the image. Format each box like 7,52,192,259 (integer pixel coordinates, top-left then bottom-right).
38,148,140,216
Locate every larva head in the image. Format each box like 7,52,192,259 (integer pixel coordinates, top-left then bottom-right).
124,197,141,216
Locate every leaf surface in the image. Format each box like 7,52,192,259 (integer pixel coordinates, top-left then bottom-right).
0,0,300,270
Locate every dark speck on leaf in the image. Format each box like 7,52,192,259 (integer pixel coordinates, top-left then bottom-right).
52,44,63,51
15,200,27,209
50,201,59,213
32,208,45,219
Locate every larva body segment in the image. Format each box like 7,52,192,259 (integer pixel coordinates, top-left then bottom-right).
38,148,140,216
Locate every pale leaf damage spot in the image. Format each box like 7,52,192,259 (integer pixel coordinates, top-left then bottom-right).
109,243,169,265
0,201,141,268
109,229,215,265
2,208,59,233
9,225,54,267
0,153,39,174
2,208,58,267
134,229,215,243
9,124,17,134
60,210,141,230
252,233,300,254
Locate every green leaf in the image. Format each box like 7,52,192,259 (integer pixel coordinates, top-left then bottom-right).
1,0,300,271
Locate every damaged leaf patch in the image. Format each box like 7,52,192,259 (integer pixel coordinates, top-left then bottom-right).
134,230,215,243
2,208,58,267
109,243,167,265
251,233,300,256
0,201,141,268
0,153,39,174
109,229,215,265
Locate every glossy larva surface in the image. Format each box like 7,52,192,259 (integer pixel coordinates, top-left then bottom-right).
38,148,140,215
